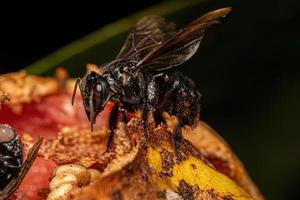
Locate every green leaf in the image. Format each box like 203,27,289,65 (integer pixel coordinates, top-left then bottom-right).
25,0,204,76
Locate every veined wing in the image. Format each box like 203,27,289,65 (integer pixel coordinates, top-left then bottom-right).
135,7,232,72
103,16,176,72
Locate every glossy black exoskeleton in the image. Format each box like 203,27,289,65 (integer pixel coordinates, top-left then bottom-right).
0,124,43,200
72,8,231,151
0,124,23,190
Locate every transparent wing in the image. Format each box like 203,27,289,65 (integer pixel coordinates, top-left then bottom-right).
103,16,176,72
135,7,232,72
0,138,43,200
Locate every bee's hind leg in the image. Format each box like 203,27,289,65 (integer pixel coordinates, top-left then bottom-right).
172,122,203,161
172,123,187,161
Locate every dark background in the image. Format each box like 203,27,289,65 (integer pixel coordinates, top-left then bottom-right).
1,0,299,199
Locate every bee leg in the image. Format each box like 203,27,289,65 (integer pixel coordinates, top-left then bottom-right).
107,103,119,151
153,111,166,127
172,123,186,161
119,107,128,124
172,123,201,161
142,104,150,139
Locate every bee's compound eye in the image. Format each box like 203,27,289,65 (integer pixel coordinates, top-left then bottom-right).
96,84,102,92
0,124,16,143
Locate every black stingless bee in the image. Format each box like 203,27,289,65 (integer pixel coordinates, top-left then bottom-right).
72,8,231,151
0,124,43,200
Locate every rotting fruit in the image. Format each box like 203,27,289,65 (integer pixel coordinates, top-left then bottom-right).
0,70,264,200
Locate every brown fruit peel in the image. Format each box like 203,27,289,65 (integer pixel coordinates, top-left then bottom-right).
70,120,255,200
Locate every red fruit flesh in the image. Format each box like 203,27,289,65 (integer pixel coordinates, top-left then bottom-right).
0,92,115,199
15,158,57,200
0,93,113,139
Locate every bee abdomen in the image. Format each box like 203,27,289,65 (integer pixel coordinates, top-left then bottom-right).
147,71,201,127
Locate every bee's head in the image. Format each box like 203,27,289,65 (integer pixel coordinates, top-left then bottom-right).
72,72,113,130
0,124,16,143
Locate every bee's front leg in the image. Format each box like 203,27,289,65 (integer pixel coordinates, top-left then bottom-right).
107,103,119,151
119,107,128,124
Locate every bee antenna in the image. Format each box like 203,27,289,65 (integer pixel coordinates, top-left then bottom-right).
71,78,81,106
89,89,94,131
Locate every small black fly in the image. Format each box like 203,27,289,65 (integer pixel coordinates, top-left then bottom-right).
0,124,43,200
72,8,231,151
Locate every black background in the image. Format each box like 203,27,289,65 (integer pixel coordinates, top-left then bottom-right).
0,0,299,199
0,0,161,73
